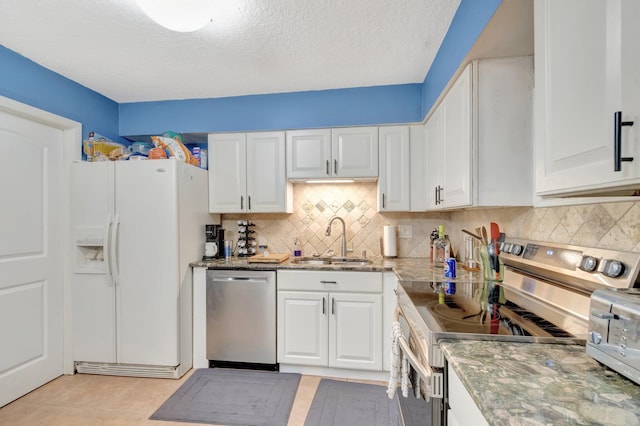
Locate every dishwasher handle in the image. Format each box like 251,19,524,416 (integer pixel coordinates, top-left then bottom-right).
211,276,269,283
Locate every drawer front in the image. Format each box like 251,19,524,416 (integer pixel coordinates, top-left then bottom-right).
277,270,382,292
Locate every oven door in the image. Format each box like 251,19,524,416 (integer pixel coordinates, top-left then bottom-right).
395,305,445,426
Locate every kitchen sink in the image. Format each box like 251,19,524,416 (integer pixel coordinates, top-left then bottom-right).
331,257,372,265
291,257,333,265
291,256,372,266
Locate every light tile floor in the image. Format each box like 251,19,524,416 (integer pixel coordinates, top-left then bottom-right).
0,371,384,425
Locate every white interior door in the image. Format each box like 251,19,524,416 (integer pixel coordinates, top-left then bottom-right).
0,110,64,407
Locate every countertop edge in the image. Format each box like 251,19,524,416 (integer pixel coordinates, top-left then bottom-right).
440,340,640,426
190,257,484,283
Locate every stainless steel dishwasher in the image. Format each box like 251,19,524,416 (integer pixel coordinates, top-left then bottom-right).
206,269,277,369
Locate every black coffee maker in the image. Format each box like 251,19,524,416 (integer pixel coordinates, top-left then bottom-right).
204,224,225,260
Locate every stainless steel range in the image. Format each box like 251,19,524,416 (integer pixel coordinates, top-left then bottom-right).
395,238,640,426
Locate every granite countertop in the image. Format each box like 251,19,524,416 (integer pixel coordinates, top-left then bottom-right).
440,340,640,426
190,256,484,283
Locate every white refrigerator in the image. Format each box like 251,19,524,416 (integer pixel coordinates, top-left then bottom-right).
70,159,215,378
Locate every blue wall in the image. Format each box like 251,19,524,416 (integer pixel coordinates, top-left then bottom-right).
1,0,500,140
118,84,422,137
0,45,121,142
421,0,502,117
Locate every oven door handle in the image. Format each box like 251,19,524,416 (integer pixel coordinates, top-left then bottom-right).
398,335,437,390
394,306,444,399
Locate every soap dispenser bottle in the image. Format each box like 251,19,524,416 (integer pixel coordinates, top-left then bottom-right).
294,238,302,257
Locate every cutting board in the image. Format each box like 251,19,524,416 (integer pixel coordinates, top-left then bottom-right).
247,253,290,263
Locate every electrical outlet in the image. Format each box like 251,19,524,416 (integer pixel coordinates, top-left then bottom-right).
398,225,412,239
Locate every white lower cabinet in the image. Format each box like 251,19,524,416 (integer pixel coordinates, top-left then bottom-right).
447,364,489,426
329,292,382,370
277,291,329,366
277,270,382,371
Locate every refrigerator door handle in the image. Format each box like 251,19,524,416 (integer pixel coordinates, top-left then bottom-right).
111,213,121,286
103,214,114,286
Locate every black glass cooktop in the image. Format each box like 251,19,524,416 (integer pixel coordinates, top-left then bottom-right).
404,281,576,338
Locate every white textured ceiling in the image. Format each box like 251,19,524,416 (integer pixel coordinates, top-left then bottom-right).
0,0,460,103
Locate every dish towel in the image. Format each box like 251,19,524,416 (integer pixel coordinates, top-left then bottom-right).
409,362,424,400
387,321,410,399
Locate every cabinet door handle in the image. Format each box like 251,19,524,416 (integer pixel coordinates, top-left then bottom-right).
334,159,338,175
322,297,326,315
331,297,335,315
435,186,443,205
326,160,330,176
320,280,337,284
240,195,244,210
382,193,386,209
614,111,635,171
248,195,252,211
434,186,438,205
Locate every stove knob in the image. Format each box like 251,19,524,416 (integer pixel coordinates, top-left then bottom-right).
579,255,598,272
599,259,625,278
510,244,524,256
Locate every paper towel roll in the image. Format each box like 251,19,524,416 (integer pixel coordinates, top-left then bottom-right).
383,225,397,258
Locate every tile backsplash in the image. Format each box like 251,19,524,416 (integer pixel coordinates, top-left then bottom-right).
448,202,640,254
222,183,446,258
221,183,640,258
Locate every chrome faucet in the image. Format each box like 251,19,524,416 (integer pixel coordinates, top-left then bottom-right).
325,216,347,257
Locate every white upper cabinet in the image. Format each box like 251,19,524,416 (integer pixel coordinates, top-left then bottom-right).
426,57,534,210
286,129,332,179
331,127,378,178
287,127,378,179
378,126,410,211
409,125,428,211
209,132,292,213
535,0,640,196
427,64,473,209
426,104,444,209
208,133,247,213
441,64,473,209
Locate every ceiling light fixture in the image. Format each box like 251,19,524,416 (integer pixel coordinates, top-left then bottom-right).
135,0,214,33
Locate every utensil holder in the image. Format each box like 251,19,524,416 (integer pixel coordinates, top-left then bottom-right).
476,244,504,282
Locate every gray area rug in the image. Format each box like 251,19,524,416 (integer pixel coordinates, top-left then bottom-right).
397,391,432,426
304,379,398,426
150,368,301,426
